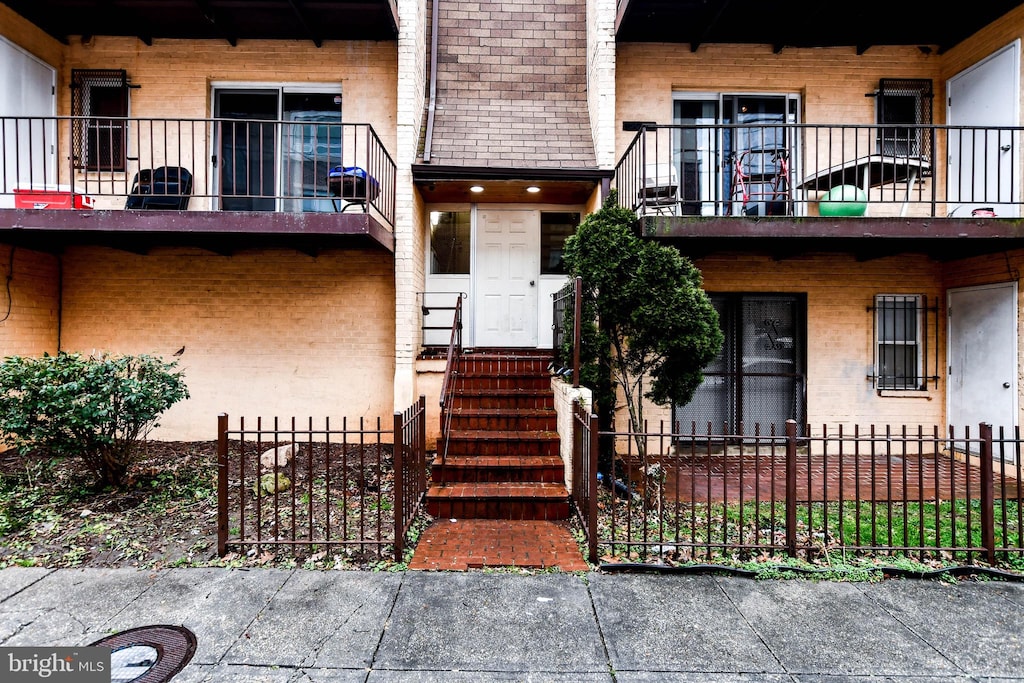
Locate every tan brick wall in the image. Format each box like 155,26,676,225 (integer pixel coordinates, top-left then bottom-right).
33,37,398,211
62,37,396,140
587,0,617,169
552,378,592,494
616,43,941,155
940,5,1024,97
623,253,946,434
0,244,60,357
0,5,65,71
394,0,427,409
57,247,396,440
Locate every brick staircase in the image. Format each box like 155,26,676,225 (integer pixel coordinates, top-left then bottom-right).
425,350,571,520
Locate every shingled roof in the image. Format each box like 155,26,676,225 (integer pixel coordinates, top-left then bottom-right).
422,0,597,170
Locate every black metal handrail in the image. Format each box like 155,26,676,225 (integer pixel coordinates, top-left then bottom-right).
616,123,1022,219
0,115,396,227
437,294,463,466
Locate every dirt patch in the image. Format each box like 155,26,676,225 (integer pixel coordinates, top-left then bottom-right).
0,441,420,570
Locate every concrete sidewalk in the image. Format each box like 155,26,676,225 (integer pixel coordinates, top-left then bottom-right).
0,567,1022,682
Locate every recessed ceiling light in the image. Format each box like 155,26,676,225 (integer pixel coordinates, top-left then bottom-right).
526,186,541,193
470,185,484,193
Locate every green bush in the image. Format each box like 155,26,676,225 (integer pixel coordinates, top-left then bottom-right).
0,352,189,487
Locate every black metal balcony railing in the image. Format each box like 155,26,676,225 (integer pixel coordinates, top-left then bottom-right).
616,123,1021,220
0,116,396,228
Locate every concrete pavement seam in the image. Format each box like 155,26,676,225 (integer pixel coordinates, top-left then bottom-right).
713,575,797,682
361,568,407,679
99,567,168,629
852,581,971,679
217,568,299,667
0,568,56,606
584,571,622,682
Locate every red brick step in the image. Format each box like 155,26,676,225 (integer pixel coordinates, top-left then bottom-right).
447,407,557,431
425,482,571,520
431,454,565,483
445,430,560,457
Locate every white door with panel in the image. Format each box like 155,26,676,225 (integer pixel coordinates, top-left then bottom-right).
0,36,56,204
948,282,1018,456
474,209,539,347
947,42,1020,218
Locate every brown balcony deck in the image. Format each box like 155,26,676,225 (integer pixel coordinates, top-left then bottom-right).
1,117,395,254
0,207,393,255
617,122,1024,259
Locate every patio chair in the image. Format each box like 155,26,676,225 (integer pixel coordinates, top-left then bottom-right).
125,166,193,210
640,163,679,216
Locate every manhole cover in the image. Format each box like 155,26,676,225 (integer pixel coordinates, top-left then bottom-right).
89,625,197,683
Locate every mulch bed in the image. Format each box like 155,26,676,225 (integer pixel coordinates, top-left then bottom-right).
0,440,410,570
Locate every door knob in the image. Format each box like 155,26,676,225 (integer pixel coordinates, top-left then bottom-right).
1004,382,1012,388
529,280,535,286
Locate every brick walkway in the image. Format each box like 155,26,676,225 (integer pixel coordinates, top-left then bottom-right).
408,519,589,571
627,453,1023,503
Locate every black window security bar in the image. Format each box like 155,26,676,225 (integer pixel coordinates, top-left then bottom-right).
876,78,933,165
870,294,940,391
71,68,130,172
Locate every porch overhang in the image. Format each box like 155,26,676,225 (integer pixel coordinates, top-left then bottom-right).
412,165,613,205
615,0,1022,54
2,0,400,46
0,208,394,256
641,216,1024,262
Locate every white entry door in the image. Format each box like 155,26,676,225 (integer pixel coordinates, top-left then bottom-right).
474,209,539,347
948,283,1018,453
0,36,56,203
947,41,1021,218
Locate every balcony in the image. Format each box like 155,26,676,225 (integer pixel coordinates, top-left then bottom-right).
0,117,396,254
616,123,1024,260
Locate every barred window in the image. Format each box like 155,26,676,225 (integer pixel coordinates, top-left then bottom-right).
876,78,932,161
71,69,129,172
874,294,924,390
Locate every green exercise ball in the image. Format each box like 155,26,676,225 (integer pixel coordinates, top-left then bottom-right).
819,185,867,217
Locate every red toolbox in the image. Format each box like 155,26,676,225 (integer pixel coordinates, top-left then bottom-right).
14,186,95,210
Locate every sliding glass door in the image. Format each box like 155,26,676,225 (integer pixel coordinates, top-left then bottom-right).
673,93,799,217
214,87,341,212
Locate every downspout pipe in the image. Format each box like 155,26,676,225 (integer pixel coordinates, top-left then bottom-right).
422,0,439,162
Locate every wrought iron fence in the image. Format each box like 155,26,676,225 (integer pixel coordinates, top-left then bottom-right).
570,410,1024,567
1,116,395,227
616,123,1021,219
552,276,582,388
216,397,428,563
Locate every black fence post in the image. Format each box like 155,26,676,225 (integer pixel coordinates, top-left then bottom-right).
573,276,582,388
394,408,405,563
979,422,996,564
216,413,229,557
418,395,427,494
588,410,600,564
785,419,798,558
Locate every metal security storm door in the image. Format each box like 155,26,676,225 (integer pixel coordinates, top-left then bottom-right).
675,293,806,436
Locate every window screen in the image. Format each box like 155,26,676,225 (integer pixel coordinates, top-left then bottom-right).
876,79,932,161
71,69,129,172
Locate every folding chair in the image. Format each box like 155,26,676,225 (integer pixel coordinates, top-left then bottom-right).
126,166,193,210
640,163,679,216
